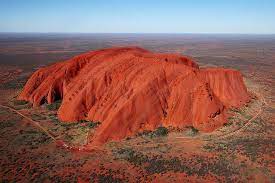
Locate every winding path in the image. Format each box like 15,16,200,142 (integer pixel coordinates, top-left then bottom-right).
213,90,266,140
175,89,267,142
0,104,93,151
0,87,267,150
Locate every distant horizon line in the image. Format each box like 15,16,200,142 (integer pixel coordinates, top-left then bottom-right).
0,32,275,35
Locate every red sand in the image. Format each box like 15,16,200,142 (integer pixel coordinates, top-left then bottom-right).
18,47,250,146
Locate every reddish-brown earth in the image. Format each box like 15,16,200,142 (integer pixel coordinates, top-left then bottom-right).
18,47,250,146
1,35,274,182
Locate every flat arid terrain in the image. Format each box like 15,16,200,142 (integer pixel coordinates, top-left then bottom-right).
0,33,274,182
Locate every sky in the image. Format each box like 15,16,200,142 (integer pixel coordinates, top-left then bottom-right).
0,0,274,34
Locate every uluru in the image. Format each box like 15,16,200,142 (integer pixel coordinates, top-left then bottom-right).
18,46,250,146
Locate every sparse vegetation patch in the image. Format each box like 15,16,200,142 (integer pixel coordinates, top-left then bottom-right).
203,137,274,162
113,147,240,179
46,100,62,111
185,126,199,136
13,100,28,106
137,126,169,138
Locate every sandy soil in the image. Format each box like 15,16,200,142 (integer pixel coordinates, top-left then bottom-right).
0,68,274,182
0,34,274,182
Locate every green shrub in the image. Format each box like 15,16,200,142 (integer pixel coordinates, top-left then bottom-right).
230,108,241,113
48,114,60,123
31,114,47,121
13,100,28,106
79,119,101,128
223,121,233,127
46,100,61,111
185,126,199,136
139,127,169,138
87,121,101,128
153,127,169,137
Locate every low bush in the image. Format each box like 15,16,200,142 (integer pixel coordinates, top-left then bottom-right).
185,126,199,136
46,100,61,111
79,119,101,128
138,126,169,138
13,100,28,106
153,126,169,137
223,121,233,127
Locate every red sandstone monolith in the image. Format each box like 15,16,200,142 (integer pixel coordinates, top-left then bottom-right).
19,47,250,146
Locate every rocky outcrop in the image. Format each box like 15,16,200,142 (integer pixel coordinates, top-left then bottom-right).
19,47,250,146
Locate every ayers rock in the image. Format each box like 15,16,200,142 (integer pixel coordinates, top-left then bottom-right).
18,47,250,146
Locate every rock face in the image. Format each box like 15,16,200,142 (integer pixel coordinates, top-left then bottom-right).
19,47,250,146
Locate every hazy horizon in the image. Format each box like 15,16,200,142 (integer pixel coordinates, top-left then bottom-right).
1,0,274,34
1,32,275,36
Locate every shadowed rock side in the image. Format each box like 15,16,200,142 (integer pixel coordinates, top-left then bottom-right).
18,47,250,146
